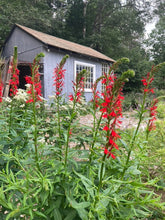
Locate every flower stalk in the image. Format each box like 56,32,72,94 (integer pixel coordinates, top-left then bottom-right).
88,82,103,176
64,69,86,170
121,63,165,178
25,53,45,171
8,47,20,132
0,64,3,103
96,58,135,191
53,55,69,159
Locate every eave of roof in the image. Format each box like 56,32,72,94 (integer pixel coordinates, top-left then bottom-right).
14,24,115,63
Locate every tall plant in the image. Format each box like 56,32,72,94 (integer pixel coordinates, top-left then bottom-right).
25,52,45,171
92,58,135,191
7,46,20,132
122,62,165,178
52,54,69,159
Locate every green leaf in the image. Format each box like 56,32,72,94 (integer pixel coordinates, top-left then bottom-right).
64,210,77,220
40,191,49,205
45,197,62,216
119,138,129,151
74,171,94,197
53,208,62,220
98,163,105,181
67,198,90,210
0,187,13,210
9,169,15,183
127,165,141,175
76,208,89,220
6,209,20,220
63,132,67,143
35,211,47,219
66,193,90,220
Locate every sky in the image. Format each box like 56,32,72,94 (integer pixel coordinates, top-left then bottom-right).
120,0,158,37
145,20,156,35
145,15,159,37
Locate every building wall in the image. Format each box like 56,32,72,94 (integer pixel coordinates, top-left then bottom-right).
3,26,104,102
3,27,44,63
43,48,102,102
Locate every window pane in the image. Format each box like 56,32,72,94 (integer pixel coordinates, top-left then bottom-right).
102,63,110,92
75,63,95,90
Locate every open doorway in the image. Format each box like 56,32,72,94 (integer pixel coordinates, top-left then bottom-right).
18,63,44,97
18,64,31,90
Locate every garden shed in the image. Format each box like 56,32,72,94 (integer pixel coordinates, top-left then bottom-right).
2,24,115,101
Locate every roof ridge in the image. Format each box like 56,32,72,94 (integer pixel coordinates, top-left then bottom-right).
15,24,115,62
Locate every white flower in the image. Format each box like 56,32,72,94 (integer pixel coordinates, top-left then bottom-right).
38,138,45,144
4,97,12,103
48,95,55,100
60,105,68,111
44,103,49,108
38,95,46,102
14,89,28,102
25,84,31,89
20,104,25,108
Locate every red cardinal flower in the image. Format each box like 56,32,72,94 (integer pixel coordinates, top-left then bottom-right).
141,67,155,95
99,71,124,159
8,48,20,97
91,82,100,109
69,71,85,103
147,98,158,132
26,53,44,103
53,65,65,97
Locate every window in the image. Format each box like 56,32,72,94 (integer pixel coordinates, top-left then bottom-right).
102,63,109,76
102,63,110,91
74,61,95,92
39,64,44,97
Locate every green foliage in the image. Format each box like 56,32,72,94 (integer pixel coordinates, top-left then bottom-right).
157,101,165,119
0,0,52,47
0,54,165,219
146,1,165,90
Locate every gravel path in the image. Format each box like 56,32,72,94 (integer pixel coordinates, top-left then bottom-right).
79,111,146,130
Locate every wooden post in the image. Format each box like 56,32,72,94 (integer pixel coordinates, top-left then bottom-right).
2,56,13,97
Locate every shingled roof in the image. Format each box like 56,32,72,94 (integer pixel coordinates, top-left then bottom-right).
13,24,114,62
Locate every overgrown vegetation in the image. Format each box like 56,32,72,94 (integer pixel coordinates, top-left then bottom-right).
0,50,164,219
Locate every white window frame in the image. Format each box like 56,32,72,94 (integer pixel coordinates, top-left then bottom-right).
74,61,96,92
102,63,109,76
101,63,110,92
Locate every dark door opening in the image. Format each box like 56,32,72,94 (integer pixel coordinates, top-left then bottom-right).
18,64,31,90
18,63,44,97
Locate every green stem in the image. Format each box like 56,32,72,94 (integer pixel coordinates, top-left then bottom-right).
32,98,40,171
64,68,85,171
88,112,103,176
122,93,147,178
9,100,13,134
98,154,106,192
146,122,150,141
31,70,40,172
57,96,62,160
64,95,76,171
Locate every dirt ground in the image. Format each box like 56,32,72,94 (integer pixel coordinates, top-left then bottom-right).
79,110,146,130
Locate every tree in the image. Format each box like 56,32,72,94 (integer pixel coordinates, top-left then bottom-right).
0,0,53,48
146,1,165,89
64,0,151,60
0,0,153,92
64,0,84,41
